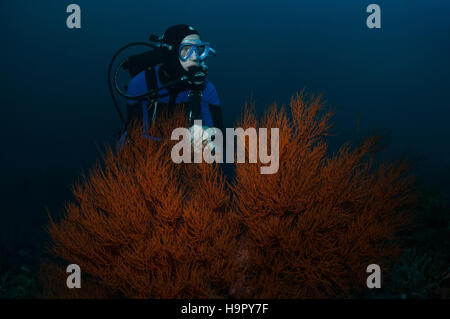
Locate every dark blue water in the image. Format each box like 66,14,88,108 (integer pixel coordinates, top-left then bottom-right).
1,0,449,247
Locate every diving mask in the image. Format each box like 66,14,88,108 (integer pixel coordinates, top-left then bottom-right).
179,40,212,62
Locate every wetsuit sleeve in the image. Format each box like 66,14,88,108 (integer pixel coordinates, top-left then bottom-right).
203,81,220,106
203,82,224,132
202,82,231,172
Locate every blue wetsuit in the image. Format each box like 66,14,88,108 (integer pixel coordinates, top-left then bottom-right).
117,64,223,148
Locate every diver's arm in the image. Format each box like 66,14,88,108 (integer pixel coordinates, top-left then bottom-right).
201,81,223,129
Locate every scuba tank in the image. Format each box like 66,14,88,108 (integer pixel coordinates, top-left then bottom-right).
107,34,171,126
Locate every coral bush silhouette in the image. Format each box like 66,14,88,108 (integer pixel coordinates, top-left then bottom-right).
41,92,416,298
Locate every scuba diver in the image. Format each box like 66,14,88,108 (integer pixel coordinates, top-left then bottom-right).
112,24,224,149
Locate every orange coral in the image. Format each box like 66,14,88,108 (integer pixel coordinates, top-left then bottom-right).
42,108,241,298
41,92,416,298
230,91,416,298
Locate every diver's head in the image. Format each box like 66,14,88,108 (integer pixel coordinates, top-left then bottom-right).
179,34,201,72
161,24,211,78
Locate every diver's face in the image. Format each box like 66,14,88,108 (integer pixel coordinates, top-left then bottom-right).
179,34,201,72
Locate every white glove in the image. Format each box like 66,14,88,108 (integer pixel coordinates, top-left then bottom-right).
189,124,217,155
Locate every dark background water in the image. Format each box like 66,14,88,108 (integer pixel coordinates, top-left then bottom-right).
1,0,449,249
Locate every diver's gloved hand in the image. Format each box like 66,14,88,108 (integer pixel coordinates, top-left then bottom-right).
189,123,217,155
186,63,208,88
